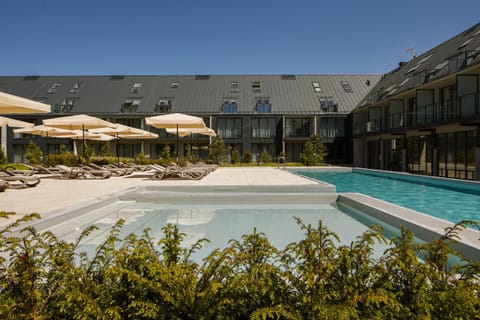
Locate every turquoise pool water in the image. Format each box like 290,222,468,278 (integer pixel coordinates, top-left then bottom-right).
296,170,480,225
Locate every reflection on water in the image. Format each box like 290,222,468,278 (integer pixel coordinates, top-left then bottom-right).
74,203,390,263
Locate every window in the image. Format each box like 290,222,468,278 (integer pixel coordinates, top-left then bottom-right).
312,82,322,93
252,117,276,138
195,75,210,80
130,82,142,93
340,81,353,93
54,98,77,113
285,118,311,137
252,81,261,92
170,82,180,88
230,82,239,93
405,65,420,74
320,117,344,138
216,118,242,138
222,99,238,113
256,98,271,113
121,98,141,113
319,97,338,112
154,98,173,113
48,83,61,94
69,82,81,94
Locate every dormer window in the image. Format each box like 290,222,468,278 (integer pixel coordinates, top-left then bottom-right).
222,99,237,113
319,97,338,112
69,82,81,94
130,82,142,93
155,98,173,113
121,98,141,113
252,81,261,93
54,98,77,113
48,83,61,94
231,82,239,93
312,82,322,93
340,81,353,93
256,98,271,113
170,82,180,88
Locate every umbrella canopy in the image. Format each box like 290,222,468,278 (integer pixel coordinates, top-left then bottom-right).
0,116,34,128
90,123,146,136
166,127,216,137
14,125,75,137
0,91,51,114
42,114,116,130
145,113,206,129
116,131,159,139
60,130,105,140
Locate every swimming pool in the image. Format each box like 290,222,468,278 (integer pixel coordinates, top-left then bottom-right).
39,186,392,262
295,168,480,225
26,185,478,263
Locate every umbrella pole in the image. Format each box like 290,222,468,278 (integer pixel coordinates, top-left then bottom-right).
176,123,179,163
82,124,86,163
116,131,120,166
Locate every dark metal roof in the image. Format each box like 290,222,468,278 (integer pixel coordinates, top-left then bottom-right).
357,23,480,109
0,74,381,116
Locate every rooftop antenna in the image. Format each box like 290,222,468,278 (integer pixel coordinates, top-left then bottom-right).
407,47,417,60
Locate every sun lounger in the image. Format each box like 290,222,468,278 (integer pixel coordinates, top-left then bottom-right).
84,163,132,176
0,179,8,192
0,169,41,188
55,165,112,179
150,164,207,180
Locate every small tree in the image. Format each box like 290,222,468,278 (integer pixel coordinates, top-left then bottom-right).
100,143,112,157
0,148,7,164
25,140,43,164
230,149,241,164
160,144,172,161
242,150,253,163
300,134,326,166
208,137,228,164
259,149,272,164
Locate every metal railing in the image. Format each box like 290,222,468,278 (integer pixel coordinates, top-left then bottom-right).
354,94,479,135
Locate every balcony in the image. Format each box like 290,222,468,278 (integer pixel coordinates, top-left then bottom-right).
354,94,479,136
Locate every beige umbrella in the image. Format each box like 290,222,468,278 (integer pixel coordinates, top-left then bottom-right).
90,124,158,162
90,123,145,136
145,113,206,160
43,114,116,160
145,113,206,129
0,116,34,128
14,125,75,137
0,91,51,114
166,127,216,137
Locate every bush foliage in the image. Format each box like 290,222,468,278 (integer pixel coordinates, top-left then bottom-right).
0,212,478,319
25,140,43,165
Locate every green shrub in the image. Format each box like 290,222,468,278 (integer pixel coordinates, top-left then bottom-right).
0,148,7,164
208,137,228,164
242,149,253,163
300,134,327,166
160,144,172,161
136,151,148,164
99,143,112,157
259,149,272,163
0,213,478,320
230,149,241,164
25,140,43,164
47,152,78,167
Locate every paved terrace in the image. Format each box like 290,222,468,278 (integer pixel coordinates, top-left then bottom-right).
0,167,320,226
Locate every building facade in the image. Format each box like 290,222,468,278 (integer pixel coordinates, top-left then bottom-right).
353,23,480,181
0,74,379,163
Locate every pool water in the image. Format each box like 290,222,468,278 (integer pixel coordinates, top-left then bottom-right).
57,200,390,263
297,170,480,225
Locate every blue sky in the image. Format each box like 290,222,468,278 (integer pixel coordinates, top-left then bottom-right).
1,0,479,76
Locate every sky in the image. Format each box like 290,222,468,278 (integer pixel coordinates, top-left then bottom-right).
1,0,479,76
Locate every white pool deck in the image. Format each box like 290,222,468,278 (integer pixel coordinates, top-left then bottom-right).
1,167,478,258
0,167,321,224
